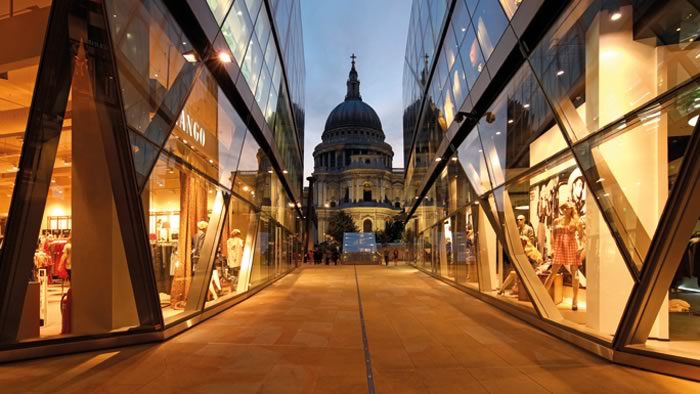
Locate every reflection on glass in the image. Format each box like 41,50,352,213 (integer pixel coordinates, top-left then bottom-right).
457,130,491,194
573,84,700,271
478,64,567,188
206,0,234,25
106,0,198,146
530,1,700,142
459,23,486,89
472,0,508,59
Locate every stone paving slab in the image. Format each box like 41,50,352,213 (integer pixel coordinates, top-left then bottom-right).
0,265,698,393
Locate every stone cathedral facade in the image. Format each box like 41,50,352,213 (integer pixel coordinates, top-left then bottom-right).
311,57,404,241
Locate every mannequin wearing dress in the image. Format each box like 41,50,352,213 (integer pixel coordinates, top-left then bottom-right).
544,201,583,310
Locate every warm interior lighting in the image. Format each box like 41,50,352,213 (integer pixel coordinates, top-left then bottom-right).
218,51,233,63
610,12,622,21
515,205,529,210
556,70,565,76
507,119,514,124
451,157,458,162
523,103,530,108
434,157,442,162
282,169,289,174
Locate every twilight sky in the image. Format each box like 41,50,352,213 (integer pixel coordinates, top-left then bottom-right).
300,0,411,184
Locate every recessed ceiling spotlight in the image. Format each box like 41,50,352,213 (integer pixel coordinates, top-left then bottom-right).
183,51,198,63
610,12,622,21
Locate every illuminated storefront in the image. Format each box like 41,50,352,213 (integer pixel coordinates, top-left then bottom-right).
403,0,700,379
0,0,304,360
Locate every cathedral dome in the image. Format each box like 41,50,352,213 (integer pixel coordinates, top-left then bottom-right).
322,55,384,141
324,100,383,131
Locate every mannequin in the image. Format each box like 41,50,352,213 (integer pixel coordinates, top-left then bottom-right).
498,236,543,295
192,221,208,274
517,214,536,246
544,201,583,310
227,229,244,283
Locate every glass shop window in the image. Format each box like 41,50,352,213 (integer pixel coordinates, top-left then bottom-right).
21,39,139,341
145,155,220,324
205,195,257,308
0,0,52,247
496,156,634,341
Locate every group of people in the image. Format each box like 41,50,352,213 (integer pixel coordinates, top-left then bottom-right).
308,246,340,265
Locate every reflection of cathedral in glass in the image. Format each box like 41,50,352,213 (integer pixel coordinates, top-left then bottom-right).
311,56,404,239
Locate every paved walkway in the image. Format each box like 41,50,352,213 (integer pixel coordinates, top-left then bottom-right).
1,265,698,393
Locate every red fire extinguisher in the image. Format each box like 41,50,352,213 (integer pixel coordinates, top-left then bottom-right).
61,288,72,334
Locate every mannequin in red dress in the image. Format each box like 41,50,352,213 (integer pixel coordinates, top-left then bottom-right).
544,201,583,310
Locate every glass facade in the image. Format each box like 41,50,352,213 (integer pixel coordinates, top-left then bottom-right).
0,0,303,357
403,0,700,377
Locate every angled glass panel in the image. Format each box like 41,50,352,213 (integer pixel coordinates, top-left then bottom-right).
458,22,488,90
457,129,491,195
162,67,247,190
206,0,234,26
572,82,700,272
221,0,256,64
106,0,200,147
233,130,267,208
497,154,634,341
471,0,508,60
0,0,51,245
18,43,141,341
478,64,569,189
529,0,700,142
144,154,220,324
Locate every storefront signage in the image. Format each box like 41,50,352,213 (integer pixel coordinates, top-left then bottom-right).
177,110,206,147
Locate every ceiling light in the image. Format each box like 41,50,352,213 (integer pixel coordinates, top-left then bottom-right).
495,131,502,135
183,51,198,63
461,27,466,32
677,27,682,32
282,169,289,174
507,119,513,124
451,157,458,162
267,169,273,174
218,51,232,63
610,12,622,21
556,70,565,76
523,104,530,109
515,205,529,210
435,157,442,162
